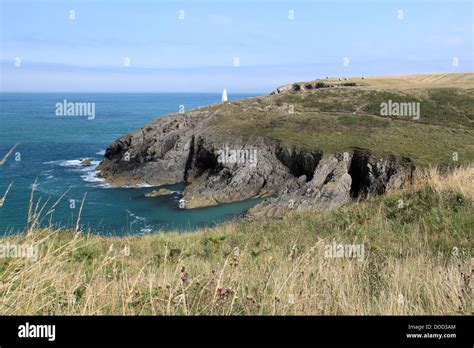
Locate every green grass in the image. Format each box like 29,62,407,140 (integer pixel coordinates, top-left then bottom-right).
211,80,474,166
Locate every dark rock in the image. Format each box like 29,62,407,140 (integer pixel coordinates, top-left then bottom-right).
98,108,414,216
145,188,174,197
80,158,94,166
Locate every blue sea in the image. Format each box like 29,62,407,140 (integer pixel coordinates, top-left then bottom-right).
0,93,261,236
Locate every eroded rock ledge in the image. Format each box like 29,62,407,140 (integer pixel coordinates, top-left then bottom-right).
98,109,414,218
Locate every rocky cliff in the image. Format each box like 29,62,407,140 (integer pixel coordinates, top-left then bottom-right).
98,73,474,217
97,89,417,217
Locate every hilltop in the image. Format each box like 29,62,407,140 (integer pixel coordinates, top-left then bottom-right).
214,72,473,164
281,73,474,90
97,73,474,215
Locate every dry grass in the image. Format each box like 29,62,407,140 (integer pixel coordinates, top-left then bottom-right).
306,73,474,90
0,167,472,315
213,75,474,166
419,166,474,200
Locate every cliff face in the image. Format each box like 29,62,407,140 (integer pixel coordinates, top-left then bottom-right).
98,72,474,217
250,150,414,217
97,104,414,217
97,108,300,210
98,110,211,186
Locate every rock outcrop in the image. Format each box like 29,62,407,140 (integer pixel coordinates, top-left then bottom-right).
80,158,94,166
145,188,174,197
97,106,415,218
250,151,414,217
271,80,359,94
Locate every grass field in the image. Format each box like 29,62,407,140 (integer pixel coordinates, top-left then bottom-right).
211,73,474,166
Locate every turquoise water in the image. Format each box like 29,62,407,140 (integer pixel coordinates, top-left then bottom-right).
0,93,261,235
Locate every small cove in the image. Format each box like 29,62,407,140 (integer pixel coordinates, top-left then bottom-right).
0,92,261,235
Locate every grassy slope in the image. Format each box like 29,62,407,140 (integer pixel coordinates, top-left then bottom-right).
211,73,474,166
1,167,472,315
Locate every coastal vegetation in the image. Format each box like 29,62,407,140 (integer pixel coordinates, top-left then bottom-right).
213,74,474,166
0,74,472,315
0,166,471,315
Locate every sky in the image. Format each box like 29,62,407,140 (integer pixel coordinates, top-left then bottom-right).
0,0,473,93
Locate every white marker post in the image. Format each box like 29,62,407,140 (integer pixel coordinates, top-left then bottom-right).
221,88,228,102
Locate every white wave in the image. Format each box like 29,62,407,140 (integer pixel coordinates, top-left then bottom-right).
43,157,160,189
44,158,99,168
96,150,106,155
31,182,58,196
106,182,158,189
125,209,147,222
60,159,83,167
74,162,101,173
42,159,81,167
40,169,55,180
140,226,153,234
130,183,154,188
81,170,105,183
